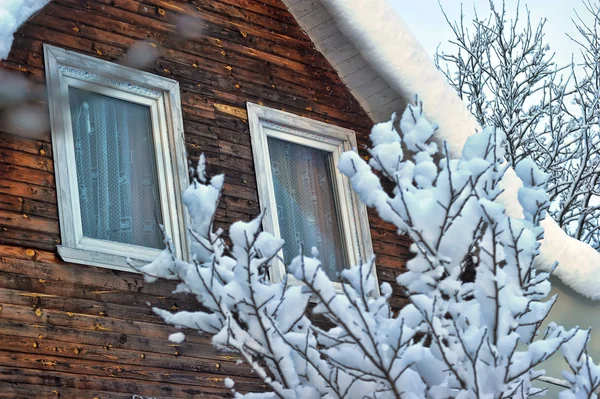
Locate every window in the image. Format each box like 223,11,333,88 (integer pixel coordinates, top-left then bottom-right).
44,45,188,271
247,103,374,283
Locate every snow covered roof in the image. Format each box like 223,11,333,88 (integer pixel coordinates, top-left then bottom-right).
284,0,406,123
0,0,49,60
286,0,600,301
3,0,600,300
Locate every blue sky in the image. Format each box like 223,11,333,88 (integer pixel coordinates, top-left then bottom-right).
389,0,591,68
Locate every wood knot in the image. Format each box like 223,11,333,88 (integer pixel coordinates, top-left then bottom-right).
41,359,57,367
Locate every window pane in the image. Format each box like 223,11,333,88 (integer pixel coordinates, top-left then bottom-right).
267,136,346,280
69,87,163,249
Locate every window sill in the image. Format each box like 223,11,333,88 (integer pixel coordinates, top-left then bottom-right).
56,245,154,273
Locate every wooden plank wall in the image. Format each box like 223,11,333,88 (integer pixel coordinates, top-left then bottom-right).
0,0,412,397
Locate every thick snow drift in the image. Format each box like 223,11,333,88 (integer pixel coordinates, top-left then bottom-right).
321,0,600,300
0,0,48,60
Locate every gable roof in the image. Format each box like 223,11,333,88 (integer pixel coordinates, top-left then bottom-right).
284,0,479,144
284,0,405,123
285,0,600,301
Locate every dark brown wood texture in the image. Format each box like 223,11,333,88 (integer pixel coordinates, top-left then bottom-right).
0,0,412,397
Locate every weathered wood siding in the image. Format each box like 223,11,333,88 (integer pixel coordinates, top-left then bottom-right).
0,0,411,397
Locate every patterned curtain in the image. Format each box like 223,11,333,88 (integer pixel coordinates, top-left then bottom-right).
69,87,163,249
267,136,346,280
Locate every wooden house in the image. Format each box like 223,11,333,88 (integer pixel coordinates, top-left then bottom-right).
2,0,599,397
0,0,417,397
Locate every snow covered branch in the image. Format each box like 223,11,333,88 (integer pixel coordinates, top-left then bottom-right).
436,0,600,252
142,101,599,398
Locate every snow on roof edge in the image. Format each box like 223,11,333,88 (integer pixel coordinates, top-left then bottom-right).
318,0,480,155
320,0,600,300
0,0,49,60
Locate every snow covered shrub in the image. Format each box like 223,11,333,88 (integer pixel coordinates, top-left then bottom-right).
141,101,598,398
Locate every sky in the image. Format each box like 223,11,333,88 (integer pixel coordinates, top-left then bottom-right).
390,0,592,69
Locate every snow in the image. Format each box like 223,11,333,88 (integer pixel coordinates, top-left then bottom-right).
495,164,600,300
223,377,235,389
322,0,600,300
168,332,186,344
143,104,600,397
538,375,569,389
337,103,588,397
320,0,480,157
0,0,48,60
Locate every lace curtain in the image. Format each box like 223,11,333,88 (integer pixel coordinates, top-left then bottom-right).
267,136,346,280
69,87,163,249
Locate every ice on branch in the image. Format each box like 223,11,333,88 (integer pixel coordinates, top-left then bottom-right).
143,100,600,398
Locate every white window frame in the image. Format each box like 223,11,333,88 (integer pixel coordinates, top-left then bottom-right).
247,102,376,286
44,45,189,272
